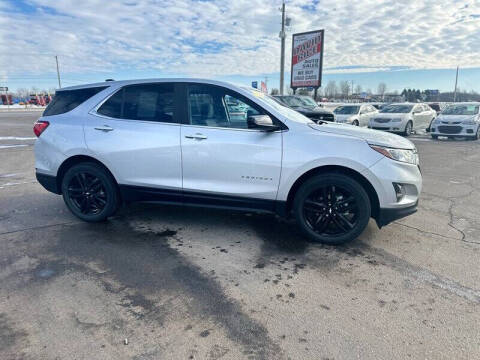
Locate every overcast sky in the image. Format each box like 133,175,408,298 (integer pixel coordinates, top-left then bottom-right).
1,0,479,92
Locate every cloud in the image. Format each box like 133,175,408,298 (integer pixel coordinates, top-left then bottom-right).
0,0,479,84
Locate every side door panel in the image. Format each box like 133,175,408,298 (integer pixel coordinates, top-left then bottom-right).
179,83,283,208
84,83,182,190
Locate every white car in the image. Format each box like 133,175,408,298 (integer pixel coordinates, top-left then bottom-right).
34,79,422,245
334,104,378,126
369,103,436,136
430,102,480,140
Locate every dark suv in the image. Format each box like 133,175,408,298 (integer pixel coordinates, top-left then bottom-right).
273,95,335,123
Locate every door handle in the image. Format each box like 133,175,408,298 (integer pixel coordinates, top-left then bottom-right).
94,125,114,132
185,133,207,140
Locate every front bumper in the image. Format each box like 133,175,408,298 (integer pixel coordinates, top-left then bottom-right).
376,201,418,228
431,123,479,137
368,122,405,133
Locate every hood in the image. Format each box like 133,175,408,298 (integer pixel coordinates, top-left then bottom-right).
374,113,408,119
436,114,477,122
308,123,415,149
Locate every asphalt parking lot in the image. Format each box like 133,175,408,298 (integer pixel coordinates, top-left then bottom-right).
1,111,479,360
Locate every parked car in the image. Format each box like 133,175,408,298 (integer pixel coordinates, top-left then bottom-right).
273,95,335,123
427,102,443,115
34,79,421,245
430,103,480,140
333,104,378,126
368,103,436,136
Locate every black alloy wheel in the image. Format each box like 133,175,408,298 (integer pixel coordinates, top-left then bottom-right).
293,174,371,245
67,172,107,215
303,184,358,236
61,162,119,222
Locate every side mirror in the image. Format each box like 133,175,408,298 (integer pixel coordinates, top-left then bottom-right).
247,115,280,131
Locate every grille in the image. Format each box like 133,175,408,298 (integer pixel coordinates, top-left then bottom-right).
372,127,389,131
441,121,461,125
310,114,334,122
438,126,462,134
374,118,390,123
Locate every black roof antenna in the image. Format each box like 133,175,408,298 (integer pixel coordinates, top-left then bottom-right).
105,79,115,82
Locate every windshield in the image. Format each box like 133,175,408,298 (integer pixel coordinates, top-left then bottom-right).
298,96,318,107
243,89,313,124
334,106,360,115
442,104,479,116
276,96,304,107
380,105,413,113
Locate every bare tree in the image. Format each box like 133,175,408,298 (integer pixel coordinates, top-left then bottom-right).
15,88,29,101
324,80,337,98
270,88,279,95
339,81,350,98
377,82,387,99
354,84,362,94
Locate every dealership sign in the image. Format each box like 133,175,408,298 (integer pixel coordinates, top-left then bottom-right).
290,29,324,89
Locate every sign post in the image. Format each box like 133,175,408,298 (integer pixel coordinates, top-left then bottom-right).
0,86,9,110
290,29,324,99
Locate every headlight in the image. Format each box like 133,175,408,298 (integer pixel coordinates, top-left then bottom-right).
462,119,476,125
370,145,419,165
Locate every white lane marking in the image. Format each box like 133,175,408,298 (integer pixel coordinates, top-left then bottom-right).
0,144,29,149
0,137,36,140
0,180,36,189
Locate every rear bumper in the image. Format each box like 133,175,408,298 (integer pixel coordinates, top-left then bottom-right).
36,171,60,194
376,201,418,228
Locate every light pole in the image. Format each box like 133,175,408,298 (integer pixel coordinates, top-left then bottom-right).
279,1,286,95
453,65,459,102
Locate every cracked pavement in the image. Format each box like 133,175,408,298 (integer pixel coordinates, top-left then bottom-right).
1,112,479,359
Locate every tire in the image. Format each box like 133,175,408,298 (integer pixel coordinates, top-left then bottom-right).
293,173,371,245
470,127,480,140
352,120,359,126
403,121,413,136
61,162,120,222
431,135,438,140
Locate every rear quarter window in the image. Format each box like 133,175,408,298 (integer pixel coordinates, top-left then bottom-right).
43,86,108,116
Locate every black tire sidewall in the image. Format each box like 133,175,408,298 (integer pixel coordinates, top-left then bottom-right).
404,121,413,136
293,174,371,245
61,163,119,222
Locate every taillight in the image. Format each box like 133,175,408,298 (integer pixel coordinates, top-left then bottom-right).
33,121,49,137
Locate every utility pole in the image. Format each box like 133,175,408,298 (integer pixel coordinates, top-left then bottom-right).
279,1,286,95
453,65,459,102
351,80,354,100
55,55,62,88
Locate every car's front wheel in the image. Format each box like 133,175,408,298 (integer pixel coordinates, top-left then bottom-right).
293,173,371,245
403,121,413,136
61,162,120,222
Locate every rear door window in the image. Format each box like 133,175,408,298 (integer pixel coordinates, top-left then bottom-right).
43,86,108,116
97,83,176,123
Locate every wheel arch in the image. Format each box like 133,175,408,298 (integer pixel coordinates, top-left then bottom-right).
284,165,380,220
56,155,119,195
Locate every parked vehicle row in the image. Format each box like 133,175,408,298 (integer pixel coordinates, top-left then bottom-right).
34,79,422,245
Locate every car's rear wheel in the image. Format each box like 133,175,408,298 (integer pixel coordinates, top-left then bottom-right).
293,174,371,245
403,121,413,136
431,134,438,140
61,162,120,222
